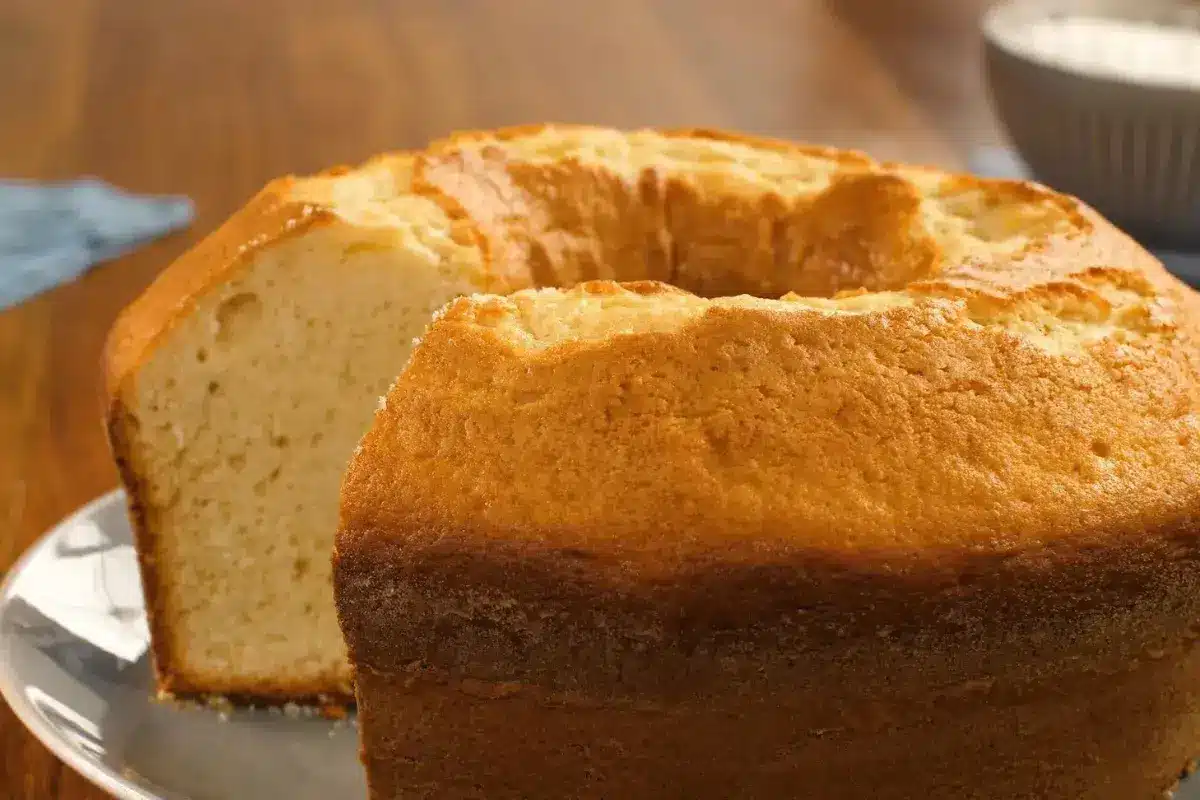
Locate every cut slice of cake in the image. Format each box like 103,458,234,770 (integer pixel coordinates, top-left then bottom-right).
104,154,511,702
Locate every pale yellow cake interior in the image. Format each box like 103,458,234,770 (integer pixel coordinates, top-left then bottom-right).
127,179,485,695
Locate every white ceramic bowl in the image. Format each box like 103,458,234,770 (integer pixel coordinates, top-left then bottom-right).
983,0,1200,248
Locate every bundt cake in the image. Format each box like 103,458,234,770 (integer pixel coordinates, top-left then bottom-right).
334,129,1200,798
108,125,1200,798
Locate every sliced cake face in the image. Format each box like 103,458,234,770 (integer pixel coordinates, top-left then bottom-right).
108,169,489,700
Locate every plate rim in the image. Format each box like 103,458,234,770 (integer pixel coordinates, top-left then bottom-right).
0,488,162,800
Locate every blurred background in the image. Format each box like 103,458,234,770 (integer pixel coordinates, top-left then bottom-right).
1,0,1198,794
0,0,998,543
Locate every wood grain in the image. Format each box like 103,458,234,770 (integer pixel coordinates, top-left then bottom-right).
0,0,996,796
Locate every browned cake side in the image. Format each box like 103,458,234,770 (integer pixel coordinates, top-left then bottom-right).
336,127,1200,798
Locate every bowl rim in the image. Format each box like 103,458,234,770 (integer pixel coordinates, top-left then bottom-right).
981,0,1200,97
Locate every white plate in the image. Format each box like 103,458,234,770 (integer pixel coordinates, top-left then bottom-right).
0,490,365,800
4,491,1199,799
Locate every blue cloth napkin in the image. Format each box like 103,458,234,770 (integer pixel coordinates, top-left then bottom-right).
0,179,193,311
967,147,1200,287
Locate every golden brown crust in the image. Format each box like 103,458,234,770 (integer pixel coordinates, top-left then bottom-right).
342,289,1199,560
338,280,1200,694
331,126,1200,796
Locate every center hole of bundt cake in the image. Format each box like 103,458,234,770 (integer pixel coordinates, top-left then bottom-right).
415,123,1086,307
422,149,980,300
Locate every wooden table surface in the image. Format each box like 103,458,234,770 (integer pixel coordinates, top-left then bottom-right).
0,0,997,796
